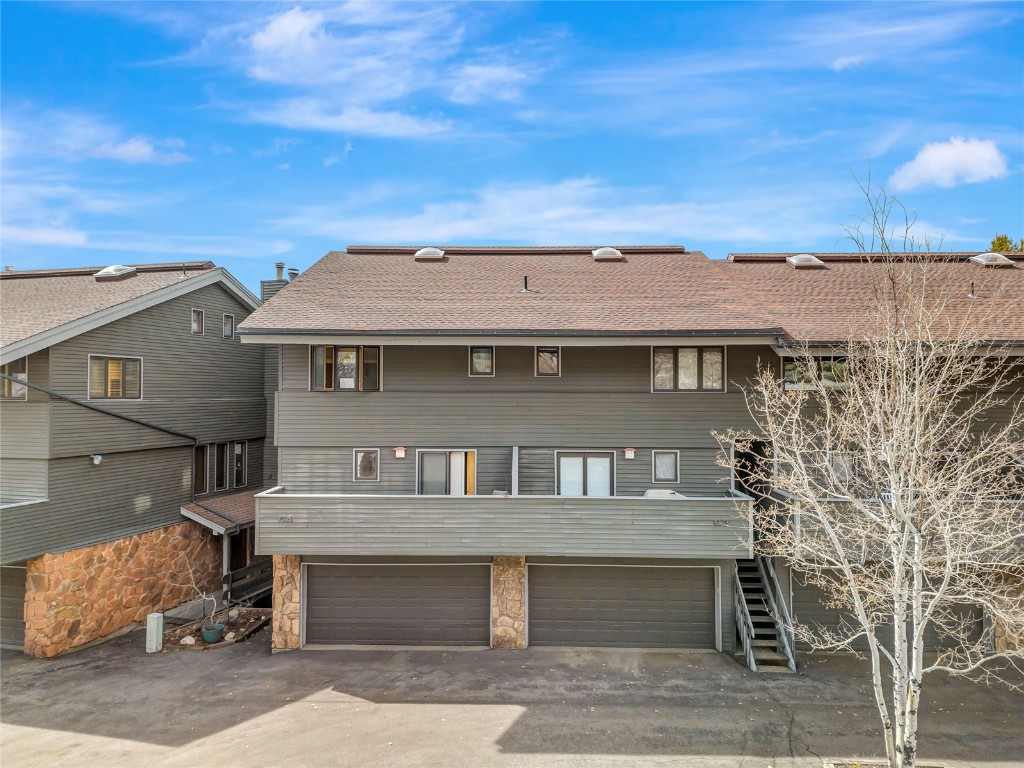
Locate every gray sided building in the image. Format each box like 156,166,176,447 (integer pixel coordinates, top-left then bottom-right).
0,261,268,656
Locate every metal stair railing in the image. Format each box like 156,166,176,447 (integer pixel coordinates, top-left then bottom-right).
733,561,758,671
756,555,797,671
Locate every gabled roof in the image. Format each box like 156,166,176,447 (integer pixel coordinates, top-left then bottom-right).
1,262,260,364
237,246,780,339
725,252,1024,344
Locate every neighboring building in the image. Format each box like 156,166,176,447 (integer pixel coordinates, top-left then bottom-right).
239,246,1023,665
0,261,268,657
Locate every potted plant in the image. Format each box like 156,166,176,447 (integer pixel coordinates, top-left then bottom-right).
199,591,225,644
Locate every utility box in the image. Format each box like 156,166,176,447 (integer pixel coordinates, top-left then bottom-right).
146,612,163,653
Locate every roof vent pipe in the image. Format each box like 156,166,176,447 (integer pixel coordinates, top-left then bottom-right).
287,268,299,281
275,262,285,280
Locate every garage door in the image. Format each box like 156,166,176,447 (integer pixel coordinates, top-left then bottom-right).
0,565,27,649
304,564,490,646
528,565,717,648
791,578,983,651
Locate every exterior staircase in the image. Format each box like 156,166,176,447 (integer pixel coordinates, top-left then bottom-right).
734,557,796,672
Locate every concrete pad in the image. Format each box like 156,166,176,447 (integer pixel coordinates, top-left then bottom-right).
1,629,1021,767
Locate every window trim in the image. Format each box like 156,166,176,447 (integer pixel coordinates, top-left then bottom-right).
1,357,28,401
214,442,230,492
194,445,210,495
415,448,478,495
232,440,247,488
651,449,681,483
191,308,205,336
222,314,235,339
650,346,727,393
534,346,561,377
554,450,616,496
468,346,495,377
308,345,384,392
352,448,381,482
86,354,144,400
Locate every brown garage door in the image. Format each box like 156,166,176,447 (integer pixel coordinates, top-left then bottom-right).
0,565,27,649
791,577,984,651
304,564,490,646
528,565,717,648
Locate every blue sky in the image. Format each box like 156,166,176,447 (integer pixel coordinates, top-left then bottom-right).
2,1,1022,293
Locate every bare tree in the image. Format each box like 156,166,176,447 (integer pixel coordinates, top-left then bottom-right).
722,183,1024,768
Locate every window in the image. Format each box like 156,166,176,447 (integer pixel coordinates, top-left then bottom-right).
652,347,724,392
418,450,476,495
233,441,247,487
557,451,614,497
652,450,679,483
214,442,229,491
222,314,235,339
88,356,142,399
535,347,560,377
191,309,204,335
193,445,209,494
468,346,494,377
1,357,28,400
784,358,848,390
309,346,381,391
354,449,379,481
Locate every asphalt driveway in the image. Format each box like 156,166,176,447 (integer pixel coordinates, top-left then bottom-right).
1,627,1021,767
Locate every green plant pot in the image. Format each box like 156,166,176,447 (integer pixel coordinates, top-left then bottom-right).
202,623,225,644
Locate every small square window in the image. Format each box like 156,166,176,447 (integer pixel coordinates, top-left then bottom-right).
653,450,679,483
354,449,379,481
222,314,235,338
536,347,560,377
469,346,494,376
191,309,204,335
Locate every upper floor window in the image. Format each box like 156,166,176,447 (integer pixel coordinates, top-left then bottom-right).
535,347,560,377
233,441,247,487
1,357,28,400
191,309,204,335
468,346,494,377
222,314,235,338
652,450,680,483
310,345,381,391
194,445,209,494
88,355,141,400
557,451,614,497
652,347,724,392
418,450,476,495
784,358,848,391
354,449,379,481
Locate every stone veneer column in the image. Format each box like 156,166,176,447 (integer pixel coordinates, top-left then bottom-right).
491,556,527,649
271,555,302,651
23,521,220,658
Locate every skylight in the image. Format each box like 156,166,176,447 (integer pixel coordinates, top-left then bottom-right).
93,265,137,281
785,253,825,269
592,247,625,261
413,247,446,261
968,252,1015,267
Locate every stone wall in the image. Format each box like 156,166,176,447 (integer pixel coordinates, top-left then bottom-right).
23,521,220,658
491,555,527,649
272,554,301,651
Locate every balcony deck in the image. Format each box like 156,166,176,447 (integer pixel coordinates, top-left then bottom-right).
255,488,753,559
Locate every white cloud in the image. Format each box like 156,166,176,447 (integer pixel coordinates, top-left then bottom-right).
888,137,1008,192
93,137,190,165
830,55,865,72
276,177,843,245
248,99,452,139
1,225,88,247
324,141,353,166
449,64,529,104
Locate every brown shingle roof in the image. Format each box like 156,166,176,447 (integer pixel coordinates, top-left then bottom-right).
181,486,268,532
724,253,1024,343
238,247,778,336
1,262,215,348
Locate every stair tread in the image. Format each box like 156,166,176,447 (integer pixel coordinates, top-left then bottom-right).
753,650,791,661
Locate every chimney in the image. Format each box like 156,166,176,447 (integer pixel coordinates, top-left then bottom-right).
4,266,13,272
288,268,299,281
275,262,285,280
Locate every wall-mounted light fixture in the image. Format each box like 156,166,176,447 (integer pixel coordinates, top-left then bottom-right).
623,448,637,460
91,454,103,465
394,446,407,459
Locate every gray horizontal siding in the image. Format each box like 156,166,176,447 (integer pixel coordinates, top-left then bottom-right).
1,446,192,564
279,446,512,495
0,460,48,504
47,282,266,448
256,494,752,559
0,402,50,459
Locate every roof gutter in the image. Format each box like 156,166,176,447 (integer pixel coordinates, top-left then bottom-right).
236,327,786,338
